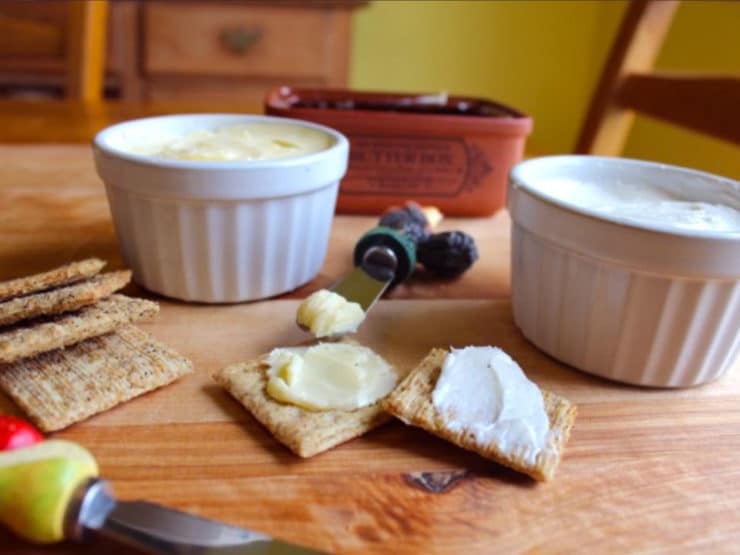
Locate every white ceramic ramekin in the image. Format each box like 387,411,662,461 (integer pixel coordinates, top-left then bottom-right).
93,114,348,303
508,156,740,387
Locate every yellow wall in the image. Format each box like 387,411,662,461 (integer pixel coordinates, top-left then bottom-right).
350,1,740,179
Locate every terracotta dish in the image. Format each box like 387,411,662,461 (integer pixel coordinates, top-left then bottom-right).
265,87,532,216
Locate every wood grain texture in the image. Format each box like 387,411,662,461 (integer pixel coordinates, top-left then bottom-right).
0,299,738,554
1,145,739,553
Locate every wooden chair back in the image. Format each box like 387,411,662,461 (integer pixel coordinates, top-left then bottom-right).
576,0,740,155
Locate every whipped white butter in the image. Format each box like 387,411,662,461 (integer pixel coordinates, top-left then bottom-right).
138,122,332,162
529,178,740,233
432,346,553,465
265,342,397,411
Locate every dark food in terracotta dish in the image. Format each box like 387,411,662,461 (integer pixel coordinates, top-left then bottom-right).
292,97,515,117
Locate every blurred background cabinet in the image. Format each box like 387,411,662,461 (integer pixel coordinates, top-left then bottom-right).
0,0,364,102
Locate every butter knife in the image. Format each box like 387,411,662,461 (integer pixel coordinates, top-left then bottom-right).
65,478,324,554
331,226,417,313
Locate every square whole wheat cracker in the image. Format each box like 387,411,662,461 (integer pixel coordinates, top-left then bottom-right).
383,348,577,481
212,340,398,458
0,323,193,432
0,270,131,328
0,258,106,302
0,294,159,364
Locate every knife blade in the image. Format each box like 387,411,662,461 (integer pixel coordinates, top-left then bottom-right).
65,478,326,554
330,225,417,312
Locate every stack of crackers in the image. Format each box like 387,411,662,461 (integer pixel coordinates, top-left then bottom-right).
214,342,577,481
0,259,193,432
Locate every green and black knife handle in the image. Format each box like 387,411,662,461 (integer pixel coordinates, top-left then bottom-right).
353,207,479,286
353,226,418,286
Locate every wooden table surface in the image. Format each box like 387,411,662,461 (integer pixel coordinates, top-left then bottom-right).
0,99,266,144
1,143,739,554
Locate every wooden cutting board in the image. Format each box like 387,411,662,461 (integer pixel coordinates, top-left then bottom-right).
2,298,739,554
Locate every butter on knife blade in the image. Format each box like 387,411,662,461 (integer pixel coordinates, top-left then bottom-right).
297,226,417,338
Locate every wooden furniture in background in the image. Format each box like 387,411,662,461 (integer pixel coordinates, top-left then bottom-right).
141,2,354,101
0,1,363,103
66,0,108,101
576,0,740,155
0,1,72,97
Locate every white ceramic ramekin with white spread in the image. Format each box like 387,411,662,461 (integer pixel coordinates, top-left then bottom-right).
93,114,349,303
508,156,740,387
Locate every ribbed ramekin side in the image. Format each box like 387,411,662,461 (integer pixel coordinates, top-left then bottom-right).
511,224,740,387
103,182,338,303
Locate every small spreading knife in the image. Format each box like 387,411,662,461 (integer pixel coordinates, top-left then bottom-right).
64,478,325,554
0,437,324,555
330,225,417,313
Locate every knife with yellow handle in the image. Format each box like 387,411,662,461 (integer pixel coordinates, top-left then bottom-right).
1,440,324,554
0,439,98,544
